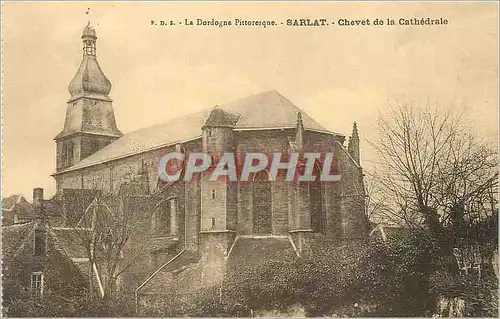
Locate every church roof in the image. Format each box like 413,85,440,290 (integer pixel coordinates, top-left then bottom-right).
56,90,340,174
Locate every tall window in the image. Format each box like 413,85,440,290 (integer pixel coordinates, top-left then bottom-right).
253,170,272,234
34,228,47,257
310,181,324,233
310,160,325,233
31,272,43,298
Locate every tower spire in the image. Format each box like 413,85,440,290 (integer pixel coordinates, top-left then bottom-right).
67,22,112,102
55,23,122,172
347,121,360,164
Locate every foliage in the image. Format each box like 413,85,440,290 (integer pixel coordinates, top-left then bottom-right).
2,245,91,317
3,290,135,317
430,271,498,317
141,236,449,317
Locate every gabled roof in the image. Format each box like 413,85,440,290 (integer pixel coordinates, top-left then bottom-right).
56,90,340,174
2,195,22,211
1,222,90,261
2,195,32,213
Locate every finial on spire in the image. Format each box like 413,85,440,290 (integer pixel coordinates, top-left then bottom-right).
81,21,97,56
295,111,304,152
82,21,96,39
352,121,359,136
348,121,360,164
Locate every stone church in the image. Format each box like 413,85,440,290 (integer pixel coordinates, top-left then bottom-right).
50,24,368,302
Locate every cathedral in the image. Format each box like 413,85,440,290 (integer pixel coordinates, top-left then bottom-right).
50,23,368,302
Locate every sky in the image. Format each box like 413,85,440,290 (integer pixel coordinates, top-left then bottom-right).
1,1,498,200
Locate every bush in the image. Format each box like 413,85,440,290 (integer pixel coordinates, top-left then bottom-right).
141,233,497,317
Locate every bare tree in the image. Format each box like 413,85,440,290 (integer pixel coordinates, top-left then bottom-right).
369,103,498,237
68,191,155,307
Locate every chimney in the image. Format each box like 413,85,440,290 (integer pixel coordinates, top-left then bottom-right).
33,188,44,208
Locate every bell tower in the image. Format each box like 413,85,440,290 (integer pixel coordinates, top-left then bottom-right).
55,22,122,171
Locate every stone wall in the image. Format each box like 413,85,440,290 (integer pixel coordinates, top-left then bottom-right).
55,139,203,195
336,142,367,239
184,176,201,251
200,173,228,231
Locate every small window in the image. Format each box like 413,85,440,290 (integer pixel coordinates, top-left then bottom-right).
93,101,98,106
34,228,47,257
211,218,216,229
212,189,216,199
31,272,43,298
207,129,213,138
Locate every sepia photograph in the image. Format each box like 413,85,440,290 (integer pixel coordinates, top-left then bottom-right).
1,1,498,317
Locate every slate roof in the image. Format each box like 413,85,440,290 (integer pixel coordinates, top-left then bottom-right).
56,90,340,174
1,221,89,261
1,222,35,260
